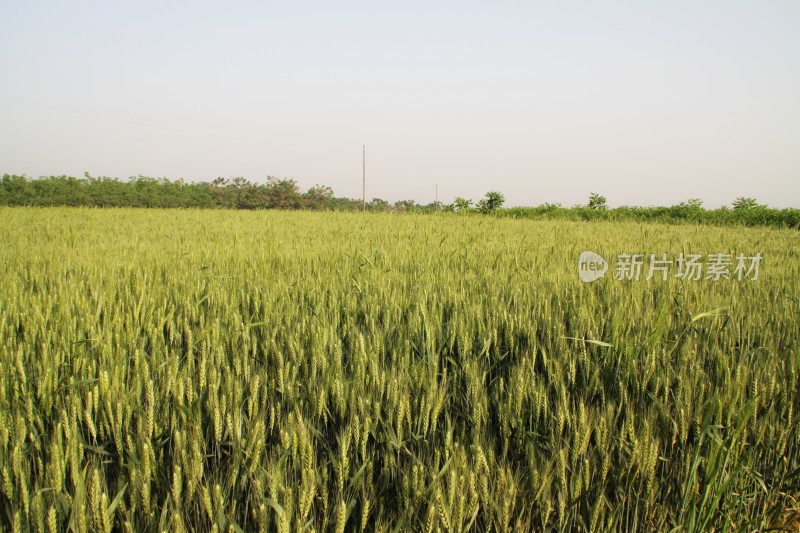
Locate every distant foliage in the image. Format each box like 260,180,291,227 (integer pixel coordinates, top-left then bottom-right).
732,197,759,210
453,197,473,212
477,191,505,213
496,203,800,229
0,174,346,211
1,175,797,228
0,175,450,213
681,198,704,210
588,192,608,210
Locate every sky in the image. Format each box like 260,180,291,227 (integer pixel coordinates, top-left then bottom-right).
1,1,798,208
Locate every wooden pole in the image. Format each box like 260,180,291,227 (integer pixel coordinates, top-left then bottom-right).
362,145,366,212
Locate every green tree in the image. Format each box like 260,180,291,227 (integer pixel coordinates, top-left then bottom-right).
392,199,417,212
588,192,607,210
305,185,335,210
453,197,472,212
478,191,504,213
685,198,703,209
265,177,302,209
732,197,758,210
367,198,390,211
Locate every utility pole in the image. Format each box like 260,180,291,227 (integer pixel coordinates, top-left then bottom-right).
435,183,438,209
362,145,366,212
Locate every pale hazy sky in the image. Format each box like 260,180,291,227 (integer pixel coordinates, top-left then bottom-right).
1,1,798,208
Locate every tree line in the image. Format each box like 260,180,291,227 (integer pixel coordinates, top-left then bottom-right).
492,192,800,228
0,174,446,212
1,174,798,228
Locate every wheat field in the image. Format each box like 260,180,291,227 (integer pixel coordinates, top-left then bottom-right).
0,207,798,532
